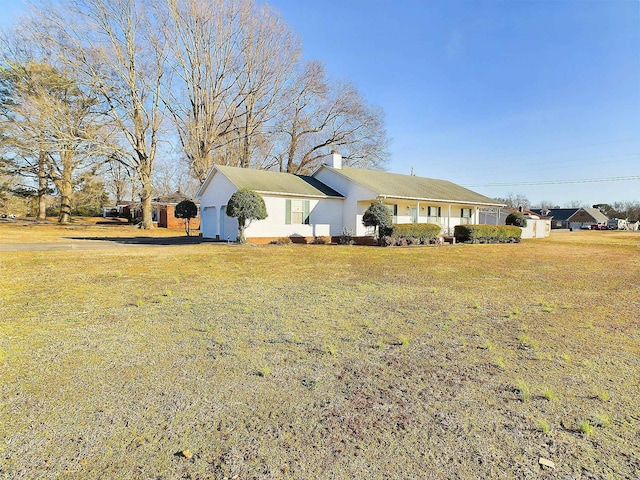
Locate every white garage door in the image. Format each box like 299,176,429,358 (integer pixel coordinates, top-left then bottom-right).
220,206,238,241
200,206,217,238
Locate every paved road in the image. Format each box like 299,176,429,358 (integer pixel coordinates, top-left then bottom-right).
0,236,220,252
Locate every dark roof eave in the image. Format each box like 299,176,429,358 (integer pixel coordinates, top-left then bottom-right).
377,194,505,207
255,189,343,199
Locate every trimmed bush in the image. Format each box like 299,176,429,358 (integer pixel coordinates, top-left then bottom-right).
226,189,267,243
175,199,198,236
363,202,393,241
505,212,527,227
454,225,522,244
392,223,441,244
379,235,395,247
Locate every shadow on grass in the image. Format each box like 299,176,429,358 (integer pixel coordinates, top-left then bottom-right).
66,236,223,246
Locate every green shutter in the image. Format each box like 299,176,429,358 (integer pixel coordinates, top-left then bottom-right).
304,200,310,224
393,204,398,216
285,199,291,224
438,207,442,217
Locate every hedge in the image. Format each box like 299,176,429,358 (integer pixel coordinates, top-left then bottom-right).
391,223,441,243
454,225,522,244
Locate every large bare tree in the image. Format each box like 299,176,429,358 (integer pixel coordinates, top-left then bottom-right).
0,59,104,222
30,0,166,228
277,61,389,174
233,1,300,169
160,0,300,179
160,0,243,182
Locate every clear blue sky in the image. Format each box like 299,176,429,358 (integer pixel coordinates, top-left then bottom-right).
2,0,639,206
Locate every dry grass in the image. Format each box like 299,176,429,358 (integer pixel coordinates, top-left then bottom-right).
0,220,182,243
0,226,639,479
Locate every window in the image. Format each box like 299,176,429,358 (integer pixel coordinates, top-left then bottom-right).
460,208,472,224
285,199,310,224
427,206,441,224
427,206,441,217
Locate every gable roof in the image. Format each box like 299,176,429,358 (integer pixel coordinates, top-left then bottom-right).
569,207,609,223
198,165,343,198
318,166,503,206
153,192,196,205
530,208,579,221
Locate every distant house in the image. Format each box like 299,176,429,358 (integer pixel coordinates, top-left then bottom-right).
531,207,609,230
197,152,505,242
568,208,609,230
478,207,551,239
530,208,579,229
152,192,200,229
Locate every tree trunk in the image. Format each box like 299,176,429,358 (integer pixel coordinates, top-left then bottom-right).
140,181,153,229
138,157,154,229
37,152,48,220
58,168,73,223
237,217,245,243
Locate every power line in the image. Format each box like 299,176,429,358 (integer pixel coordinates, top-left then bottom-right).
463,176,640,188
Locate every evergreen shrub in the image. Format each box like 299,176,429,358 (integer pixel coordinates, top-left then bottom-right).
454,225,522,243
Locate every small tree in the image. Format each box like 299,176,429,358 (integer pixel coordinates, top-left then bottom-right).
174,199,198,236
362,201,392,243
226,189,267,243
505,212,527,228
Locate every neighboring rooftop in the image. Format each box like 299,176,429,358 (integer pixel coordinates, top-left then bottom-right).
530,208,579,221
323,166,503,206
153,192,196,204
575,207,609,223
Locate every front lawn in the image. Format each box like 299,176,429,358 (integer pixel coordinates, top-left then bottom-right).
0,227,638,478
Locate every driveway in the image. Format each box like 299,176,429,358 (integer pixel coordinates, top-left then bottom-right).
0,236,221,252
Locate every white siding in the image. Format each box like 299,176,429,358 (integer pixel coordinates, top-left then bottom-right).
198,168,344,239
198,173,241,240
244,195,343,238
314,167,378,236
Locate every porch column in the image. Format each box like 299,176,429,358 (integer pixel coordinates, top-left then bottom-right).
447,204,451,234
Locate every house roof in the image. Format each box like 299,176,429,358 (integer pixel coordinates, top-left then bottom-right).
570,207,609,223
203,165,343,198
320,166,503,206
504,208,549,219
153,192,197,205
530,208,579,221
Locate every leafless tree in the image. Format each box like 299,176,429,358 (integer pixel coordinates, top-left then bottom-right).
276,61,389,174
153,156,197,197
160,0,244,182
496,193,531,210
1,36,49,219
29,0,166,228
565,200,587,208
0,56,105,222
104,154,134,204
233,2,300,169
160,0,300,179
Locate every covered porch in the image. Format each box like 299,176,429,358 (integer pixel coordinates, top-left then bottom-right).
355,198,498,237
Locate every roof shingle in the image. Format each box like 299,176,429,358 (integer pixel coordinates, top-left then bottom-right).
325,166,502,205
215,165,343,198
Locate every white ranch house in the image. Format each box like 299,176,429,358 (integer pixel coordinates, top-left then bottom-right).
197,152,505,242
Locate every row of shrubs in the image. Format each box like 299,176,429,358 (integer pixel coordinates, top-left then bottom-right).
379,224,521,246
379,223,442,247
453,225,522,243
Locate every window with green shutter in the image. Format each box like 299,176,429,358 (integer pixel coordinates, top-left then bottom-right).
286,199,310,224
